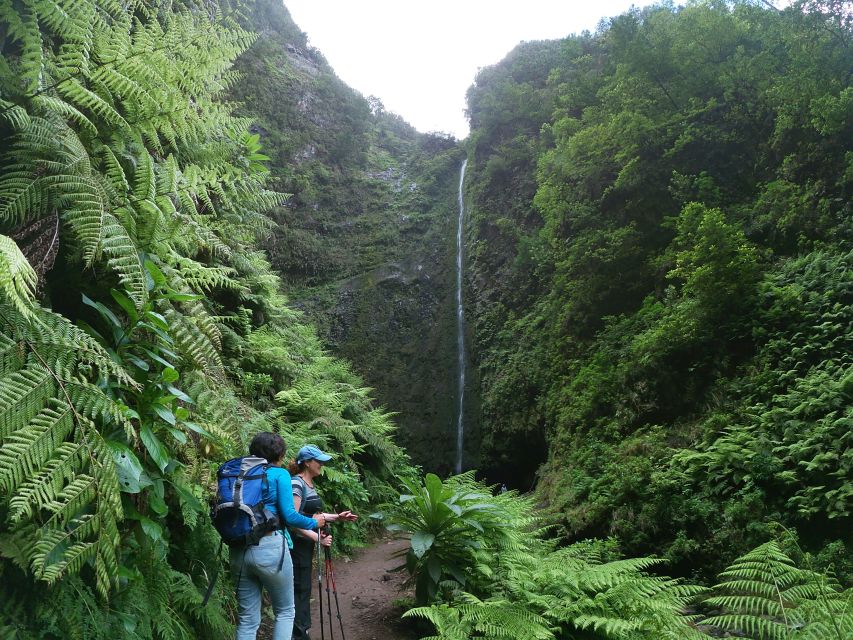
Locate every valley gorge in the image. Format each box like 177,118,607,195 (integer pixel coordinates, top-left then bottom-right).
235,0,853,582
1,0,851,637
230,0,476,476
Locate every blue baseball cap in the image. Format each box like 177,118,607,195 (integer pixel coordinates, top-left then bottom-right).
297,445,332,464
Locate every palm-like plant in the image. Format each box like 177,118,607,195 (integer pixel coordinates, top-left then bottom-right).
389,472,533,604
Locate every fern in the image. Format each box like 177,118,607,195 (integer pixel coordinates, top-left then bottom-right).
406,594,553,640
702,542,853,640
182,370,242,447
0,1,412,633
0,301,128,599
0,235,37,318
0,398,74,493
0,304,134,386
0,362,55,439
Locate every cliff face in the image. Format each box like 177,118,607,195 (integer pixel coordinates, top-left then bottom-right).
232,0,465,473
462,40,565,487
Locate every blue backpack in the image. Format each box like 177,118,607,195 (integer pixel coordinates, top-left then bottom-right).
211,456,280,547
203,456,285,605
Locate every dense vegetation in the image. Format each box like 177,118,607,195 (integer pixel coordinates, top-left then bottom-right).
0,1,412,637
464,0,852,583
390,474,852,639
228,0,467,472
3,0,852,638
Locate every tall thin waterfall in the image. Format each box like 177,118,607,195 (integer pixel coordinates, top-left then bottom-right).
454,159,468,474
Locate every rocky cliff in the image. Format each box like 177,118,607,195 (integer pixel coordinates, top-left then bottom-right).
231,0,466,473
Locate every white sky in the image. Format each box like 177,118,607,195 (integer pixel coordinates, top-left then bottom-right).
284,1,657,139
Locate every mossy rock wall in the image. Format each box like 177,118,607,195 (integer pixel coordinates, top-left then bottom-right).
231,0,468,472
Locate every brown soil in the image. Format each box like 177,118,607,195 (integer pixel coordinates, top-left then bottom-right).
259,535,421,640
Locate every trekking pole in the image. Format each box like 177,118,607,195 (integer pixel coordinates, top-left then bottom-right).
323,533,336,640
317,533,325,640
324,546,347,640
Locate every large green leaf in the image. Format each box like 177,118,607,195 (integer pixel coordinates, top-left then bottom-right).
139,423,170,472
412,531,435,559
107,441,149,493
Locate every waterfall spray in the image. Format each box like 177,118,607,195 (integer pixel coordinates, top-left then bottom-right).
455,159,467,474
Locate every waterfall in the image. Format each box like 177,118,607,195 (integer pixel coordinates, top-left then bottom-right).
454,159,468,474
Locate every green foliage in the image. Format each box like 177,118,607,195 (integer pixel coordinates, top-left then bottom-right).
397,476,705,639
701,542,853,639
0,235,36,317
0,304,127,598
404,532,852,640
389,473,534,604
228,8,467,473
464,0,853,579
406,593,553,640
0,0,415,636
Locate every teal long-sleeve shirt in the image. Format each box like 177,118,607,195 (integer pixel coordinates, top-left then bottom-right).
263,466,317,548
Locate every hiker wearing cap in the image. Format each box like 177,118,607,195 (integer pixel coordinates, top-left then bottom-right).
288,445,358,640
233,433,327,640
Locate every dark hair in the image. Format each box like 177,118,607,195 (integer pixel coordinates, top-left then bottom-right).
249,432,285,463
287,459,307,475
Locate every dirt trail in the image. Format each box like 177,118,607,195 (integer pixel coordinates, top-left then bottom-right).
259,535,420,640
311,535,419,640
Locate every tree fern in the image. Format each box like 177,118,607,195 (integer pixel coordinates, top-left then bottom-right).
0,268,131,602
406,594,553,640
0,0,414,633
702,541,853,639
0,235,37,318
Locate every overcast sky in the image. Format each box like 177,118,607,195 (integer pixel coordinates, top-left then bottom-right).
284,1,657,139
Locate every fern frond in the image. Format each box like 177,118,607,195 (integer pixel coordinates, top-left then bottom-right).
162,307,222,370
95,144,130,197
132,149,155,202
32,94,98,138
60,182,147,308
0,332,25,376
66,382,133,438
0,172,51,228
40,471,97,530
0,235,38,318
8,441,87,522
0,398,74,493
0,99,31,130
16,8,42,95
56,77,129,131
183,370,239,447
1,304,135,387
32,533,97,585
700,542,850,639
0,363,55,439
166,255,242,292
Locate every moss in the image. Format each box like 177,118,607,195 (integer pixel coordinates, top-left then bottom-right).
229,1,467,471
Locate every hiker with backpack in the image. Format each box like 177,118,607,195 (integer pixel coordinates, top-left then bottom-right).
213,432,327,640
288,445,358,640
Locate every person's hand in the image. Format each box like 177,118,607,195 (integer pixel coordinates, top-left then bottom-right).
319,532,332,547
313,513,326,528
337,510,358,522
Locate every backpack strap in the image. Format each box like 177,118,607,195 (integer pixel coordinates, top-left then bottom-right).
277,533,286,572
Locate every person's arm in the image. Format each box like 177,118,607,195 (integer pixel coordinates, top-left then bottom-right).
276,471,322,530
318,510,359,523
294,526,332,546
